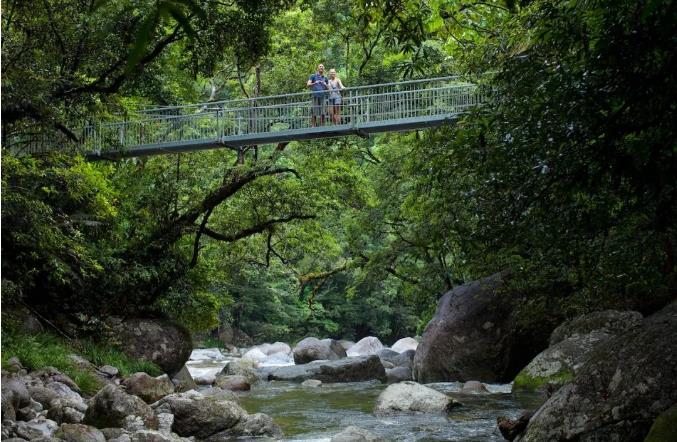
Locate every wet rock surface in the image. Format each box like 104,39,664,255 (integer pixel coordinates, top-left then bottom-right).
268,355,386,383
517,301,677,442
293,337,346,364
123,373,175,404
111,318,193,376
374,381,459,415
413,273,552,383
84,385,158,430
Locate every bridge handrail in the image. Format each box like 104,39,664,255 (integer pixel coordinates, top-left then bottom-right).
81,82,478,129
129,76,467,115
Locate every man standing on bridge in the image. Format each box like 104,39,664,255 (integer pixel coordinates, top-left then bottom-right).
307,64,329,127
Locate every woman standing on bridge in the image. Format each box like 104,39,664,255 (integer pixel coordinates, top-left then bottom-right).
327,69,345,124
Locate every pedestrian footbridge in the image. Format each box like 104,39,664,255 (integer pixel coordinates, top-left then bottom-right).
12,76,486,160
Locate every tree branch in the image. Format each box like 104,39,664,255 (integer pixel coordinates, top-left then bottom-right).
202,214,315,243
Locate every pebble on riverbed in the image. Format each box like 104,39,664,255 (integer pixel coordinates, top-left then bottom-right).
301,379,322,388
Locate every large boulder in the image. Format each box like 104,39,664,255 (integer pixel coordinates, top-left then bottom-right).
222,359,259,384
293,337,346,364
55,423,106,442
346,337,384,357
385,366,412,383
153,391,248,439
374,381,459,415
204,413,283,441
214,375,250,391
391,337,418,354
549,310,643,345
517,301,677,442
268,355,386,383
644,404,677,442
123,373,175,404
111,318,192,376
513,310,643,393
241,348,268,363
378,349,415,369
2,376,31,422
84,385,158,430
413,273,552,383
6,416,59,440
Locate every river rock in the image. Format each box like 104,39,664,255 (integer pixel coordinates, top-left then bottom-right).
269,355,386,383
513,310,643,393
98,365,119,378
112,318,192,376
200,387,239,403
31,367,80,393
6,357,24,374
9,416,59,439
28,385,58,409
385,367,412,383
517,301,677,441
223,359,259,384
84,385,158,430
170,366,197,392
47,397,87,424
204,413,283,440
241,348,268,363
261,351,294,365
548,310,643,346
374,381,459,415
460,380,489,394
152,391,246,438
391,337,418,353
377,348,399,361
214,375,250,391
413,273,552,383
331,426,384,442
55,423,106,442
189,348,225,361
301,379,322,387
123,373,175,403
293,337,346,364
339,340,355,351
378,349,415,369
254,342,292,356
346,337,384,357
2,376,31,421
497,412,532,441
46,382,87,411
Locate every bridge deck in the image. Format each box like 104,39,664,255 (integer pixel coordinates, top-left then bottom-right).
8,76,484,159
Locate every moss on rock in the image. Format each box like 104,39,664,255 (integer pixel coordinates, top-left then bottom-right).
644,404,677,442
513,368,574,392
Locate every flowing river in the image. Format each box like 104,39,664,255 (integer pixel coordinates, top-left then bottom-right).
187,353,541,441
239,381,540,441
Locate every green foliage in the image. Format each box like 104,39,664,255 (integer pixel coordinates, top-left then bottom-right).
1,0,674,348
1,153,118,312
1,330,161,395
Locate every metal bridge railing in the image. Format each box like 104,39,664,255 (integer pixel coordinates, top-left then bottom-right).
7,76,485,156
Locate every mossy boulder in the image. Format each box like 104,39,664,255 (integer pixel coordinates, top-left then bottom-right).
644,404,677,442
513,310,643,394
517,302,677,442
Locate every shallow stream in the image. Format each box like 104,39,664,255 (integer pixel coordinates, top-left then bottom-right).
237,380,541,441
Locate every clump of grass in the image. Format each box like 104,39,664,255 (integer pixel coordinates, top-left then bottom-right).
75,340,162,377
1,331,162,395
